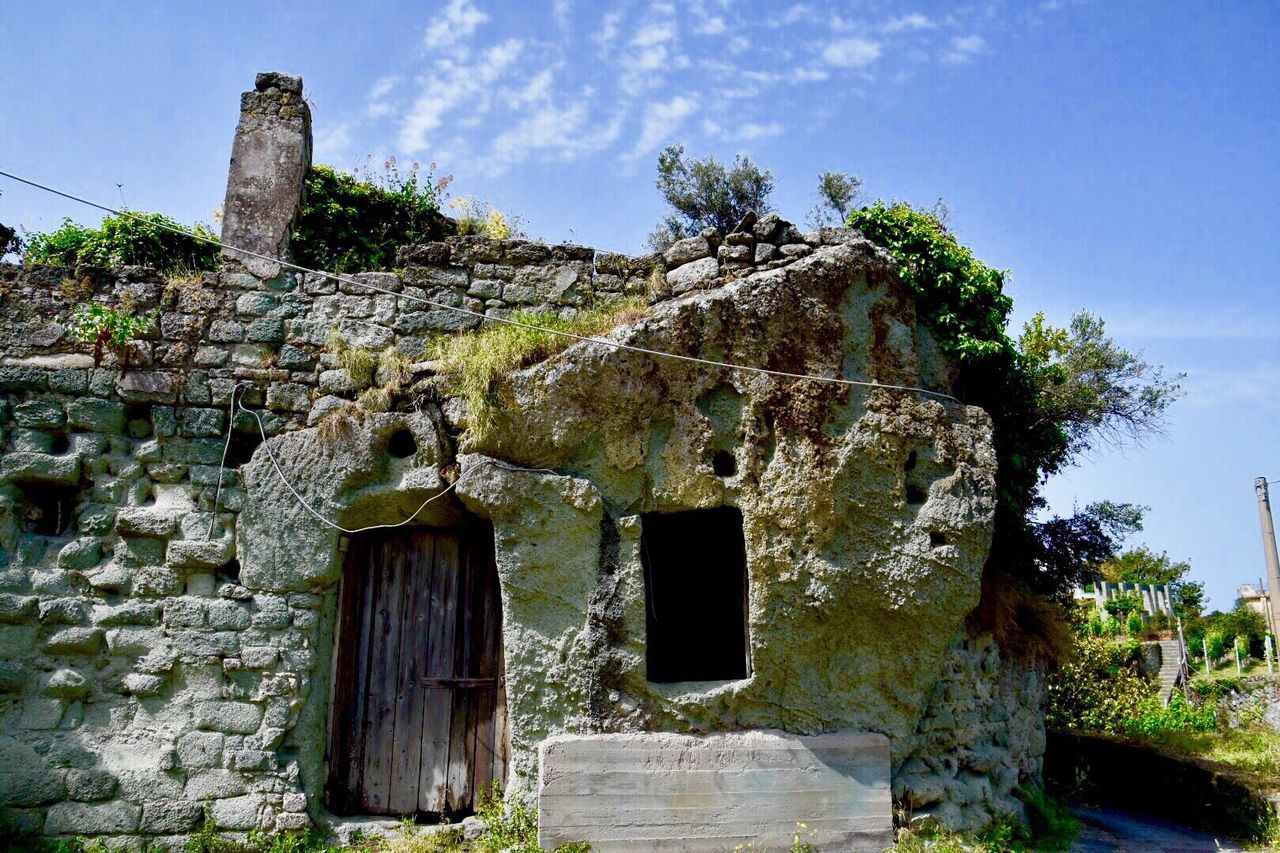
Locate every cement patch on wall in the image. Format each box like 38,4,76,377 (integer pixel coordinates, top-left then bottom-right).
537,730,892,851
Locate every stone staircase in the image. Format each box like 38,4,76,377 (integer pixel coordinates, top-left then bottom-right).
1156,639,1184,705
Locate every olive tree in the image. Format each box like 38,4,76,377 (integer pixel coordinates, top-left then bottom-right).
648,145,774,251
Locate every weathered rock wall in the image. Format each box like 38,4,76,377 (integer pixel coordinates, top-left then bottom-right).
0,222,1037,844
895,632,1048,831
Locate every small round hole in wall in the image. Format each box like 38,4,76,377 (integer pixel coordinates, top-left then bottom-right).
905,484,927,505
49,433,70,455
387,429,417,459
929,531,947,548
712,449,736,477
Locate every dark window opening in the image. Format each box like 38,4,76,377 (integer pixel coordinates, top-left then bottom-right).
49,433,70,455
929,531,947,548
23,487,77,536
225,427,263,469
904,450,917,471
905,484,927,505
711,449,736,477
641,507,749,682
387,429,417,459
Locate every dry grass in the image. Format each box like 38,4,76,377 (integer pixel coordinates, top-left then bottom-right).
316,402,366,443
979,571,1074,666
431,296,650,439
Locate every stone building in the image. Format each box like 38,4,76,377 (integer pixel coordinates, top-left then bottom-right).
0,74,1047,850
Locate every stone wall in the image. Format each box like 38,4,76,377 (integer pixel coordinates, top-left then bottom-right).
0,234,666,844
0,217,1045,844
895,632,1048,831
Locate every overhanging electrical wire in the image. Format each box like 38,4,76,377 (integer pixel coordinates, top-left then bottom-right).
0,167,962,404
206,382,561,538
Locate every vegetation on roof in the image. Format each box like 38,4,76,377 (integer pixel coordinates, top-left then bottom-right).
431,297,650,439
290,159,454,272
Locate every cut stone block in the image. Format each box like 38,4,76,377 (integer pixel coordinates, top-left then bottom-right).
537,730,892,852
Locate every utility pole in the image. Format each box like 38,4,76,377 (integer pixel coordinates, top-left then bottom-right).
1256,477,1280,647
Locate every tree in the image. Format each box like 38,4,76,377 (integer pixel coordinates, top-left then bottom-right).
806,171,862,228
648,145,774,251
1020,311,1183,463
1100,546,1191,586
1171,580,1206,620
1105,590,1144,620
1029,501,1144,592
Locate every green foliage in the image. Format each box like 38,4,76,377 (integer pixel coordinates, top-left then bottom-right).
291,159,452,273
806,171,862,228
448,197,520,240
1104,590,1143,619
1014,784,1079,851
1172,579,1206,619
1207,630,1227,663
432,297,649,439
1126,610,1144,636
1100,545,1191,585
24,212,220,273
68,301,157,368
887,789,1077,853
848,201,1012,362
327,330,379,389
1125,691,1217,737
649,144,774,250
1020,311,1182,462
1047,636,1153,734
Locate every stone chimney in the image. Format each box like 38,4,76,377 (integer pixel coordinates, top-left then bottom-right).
220,72,312,279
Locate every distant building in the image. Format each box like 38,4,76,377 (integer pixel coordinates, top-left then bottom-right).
1238,581,1271,619
1074,581,1175,617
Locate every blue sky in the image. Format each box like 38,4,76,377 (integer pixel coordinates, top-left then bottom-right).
2,1,1278,611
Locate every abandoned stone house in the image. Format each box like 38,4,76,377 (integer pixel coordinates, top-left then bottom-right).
0,73,1047,850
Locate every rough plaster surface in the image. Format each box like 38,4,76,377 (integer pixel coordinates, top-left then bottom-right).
456,238,999,782
537,730,893,851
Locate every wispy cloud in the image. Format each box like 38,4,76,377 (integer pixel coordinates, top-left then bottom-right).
365,75,399,118
822,37,882,68
424,0,490,51
398,38,524,154
883,12,936,33
1181,364,1280,411
695,17,727,36
625,95,698,161
941,34,986,64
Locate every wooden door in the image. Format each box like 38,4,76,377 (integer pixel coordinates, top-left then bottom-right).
326,525,507,818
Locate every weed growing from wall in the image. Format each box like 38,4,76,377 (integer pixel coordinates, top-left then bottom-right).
431,297,650,439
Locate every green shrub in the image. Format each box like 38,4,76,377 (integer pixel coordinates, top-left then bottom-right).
24,213,220,272
1124,691,1216,737
68,301,157,368
1046,636,1153,734
1126,611,1144,636
290,159,452,272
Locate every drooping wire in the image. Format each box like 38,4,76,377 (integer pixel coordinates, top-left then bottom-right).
0,167,961,404
205,382,560,538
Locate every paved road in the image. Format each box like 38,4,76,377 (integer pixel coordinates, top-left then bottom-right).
1070,806,1245,852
